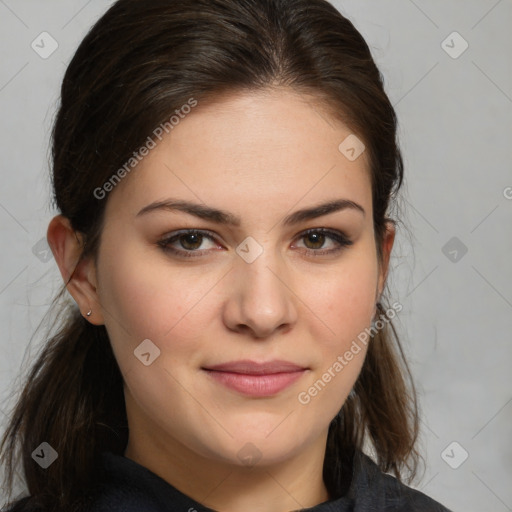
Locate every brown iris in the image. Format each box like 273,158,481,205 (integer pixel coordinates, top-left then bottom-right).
303,232,325,250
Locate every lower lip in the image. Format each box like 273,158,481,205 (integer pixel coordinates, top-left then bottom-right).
203,370,306,397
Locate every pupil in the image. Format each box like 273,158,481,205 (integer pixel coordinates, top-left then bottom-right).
182,233,202,249
306,233,324,249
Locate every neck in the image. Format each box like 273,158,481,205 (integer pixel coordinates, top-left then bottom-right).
124,423,331,512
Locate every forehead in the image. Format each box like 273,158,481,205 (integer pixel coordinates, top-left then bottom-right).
105,88,372,220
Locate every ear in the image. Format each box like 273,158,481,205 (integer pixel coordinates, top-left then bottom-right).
374,221,396,314
46,214,104,325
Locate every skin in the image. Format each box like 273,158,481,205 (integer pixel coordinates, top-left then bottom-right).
48,87,394,512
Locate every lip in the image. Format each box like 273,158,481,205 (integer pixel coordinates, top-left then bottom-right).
202,359,308,397
204,359,307,374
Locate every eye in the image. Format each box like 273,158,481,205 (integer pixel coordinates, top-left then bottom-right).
157,229,220,258
293,228,353,256
157,228,353,259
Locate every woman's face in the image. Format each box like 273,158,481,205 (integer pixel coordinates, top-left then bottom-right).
90,88,393,467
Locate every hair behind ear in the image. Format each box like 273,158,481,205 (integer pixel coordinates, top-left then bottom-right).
0,299,128,511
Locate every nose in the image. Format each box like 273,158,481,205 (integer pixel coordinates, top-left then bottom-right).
222,248,298,339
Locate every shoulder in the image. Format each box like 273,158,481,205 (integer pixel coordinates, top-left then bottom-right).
349,451,452,512
1,452,168,512
74,452,212,512
1,496,44,512
2,452,213,512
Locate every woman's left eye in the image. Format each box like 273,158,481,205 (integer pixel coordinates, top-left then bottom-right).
293,228,353,256
157,228,353,258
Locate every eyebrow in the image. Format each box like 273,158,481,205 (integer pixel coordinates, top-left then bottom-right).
136,197,365,226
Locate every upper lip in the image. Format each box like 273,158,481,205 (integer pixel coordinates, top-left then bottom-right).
202,359,307,375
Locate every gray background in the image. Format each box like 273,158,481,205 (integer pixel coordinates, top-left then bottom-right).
0,1,511,510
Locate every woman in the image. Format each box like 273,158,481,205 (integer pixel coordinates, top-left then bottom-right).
0,0,451,510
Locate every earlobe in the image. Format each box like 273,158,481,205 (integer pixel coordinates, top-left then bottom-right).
46,215,104,325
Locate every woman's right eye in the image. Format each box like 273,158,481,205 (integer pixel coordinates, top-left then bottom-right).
157,229,220,258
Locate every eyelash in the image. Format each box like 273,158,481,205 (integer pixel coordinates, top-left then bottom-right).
157,228,353,259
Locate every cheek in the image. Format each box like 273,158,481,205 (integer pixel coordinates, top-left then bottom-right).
295,257,377,418
311,252,378,351
295,248,377,408
96,238,219,371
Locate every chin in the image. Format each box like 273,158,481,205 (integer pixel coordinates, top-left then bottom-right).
202,426,315,469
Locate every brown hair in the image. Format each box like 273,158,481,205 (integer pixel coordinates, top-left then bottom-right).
1,0,419,510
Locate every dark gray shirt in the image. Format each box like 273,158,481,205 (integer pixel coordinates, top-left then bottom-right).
77,450,452,511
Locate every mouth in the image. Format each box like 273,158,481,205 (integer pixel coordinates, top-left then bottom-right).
201,359,308,397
